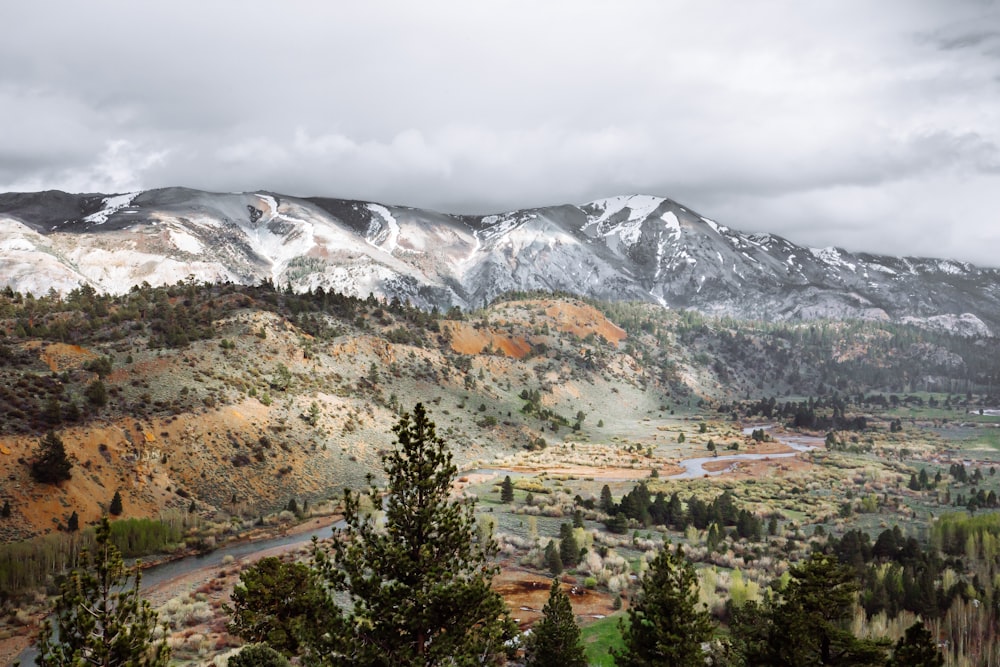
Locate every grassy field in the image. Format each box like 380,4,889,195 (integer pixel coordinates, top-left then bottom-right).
580,613,625,666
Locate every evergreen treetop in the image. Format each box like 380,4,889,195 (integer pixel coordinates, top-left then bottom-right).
612,546,713,667
523,579,587,667
31,431,73,484
887,620,944,667
109,490,124,516
311,403,516,666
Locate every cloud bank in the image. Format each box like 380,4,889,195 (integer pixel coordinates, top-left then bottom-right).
1,1,998,265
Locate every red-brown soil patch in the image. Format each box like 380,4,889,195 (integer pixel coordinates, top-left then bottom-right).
716,457,813,478
443,321,532,358
24,341,99,372
493,568,621,629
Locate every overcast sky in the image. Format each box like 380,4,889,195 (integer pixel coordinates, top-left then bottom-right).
2,1,999,265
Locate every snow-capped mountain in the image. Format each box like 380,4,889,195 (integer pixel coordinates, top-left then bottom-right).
1,188,998,336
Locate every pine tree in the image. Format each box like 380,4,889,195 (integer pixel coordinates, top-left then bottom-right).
612,547,713,667
109,490,124,516
501,475,515,503
67,510,79,532
523,579,587,667
545,540,564,575
887,621,944,667
226,557,332,657
559,522,580,567
1,499,10,518
31,431,73,484
36,516,170,666
600,484,615,514
777,554,888,666
311,403,516,665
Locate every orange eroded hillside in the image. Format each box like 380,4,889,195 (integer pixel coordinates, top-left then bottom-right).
0,398,359,540
24,341,100,373
442,322,532,358
534,300,627,345
444,298,625,358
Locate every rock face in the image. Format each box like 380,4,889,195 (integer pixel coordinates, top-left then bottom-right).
1,188,998,335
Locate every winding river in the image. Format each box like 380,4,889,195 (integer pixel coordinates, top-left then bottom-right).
17,426,818,664
16,520,343,665
669,426,820,478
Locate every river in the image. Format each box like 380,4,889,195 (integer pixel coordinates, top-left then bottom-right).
16,519,343,665
17,426,818,664
668,426,820,478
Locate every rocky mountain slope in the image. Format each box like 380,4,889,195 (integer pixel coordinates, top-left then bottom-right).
1,188,998,335
2,279,998,542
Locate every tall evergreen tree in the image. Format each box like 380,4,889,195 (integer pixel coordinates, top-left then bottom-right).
774,554,887,666
31,431,73,484
523,579,587,667
36,516,170,666
311,403,516,666
501,475,515,503
612,547,713,667
559,523,580,567
545,540,564,576
109,490,124,516
600,484,616,514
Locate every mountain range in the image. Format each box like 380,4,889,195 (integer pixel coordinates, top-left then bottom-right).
1,188,997,336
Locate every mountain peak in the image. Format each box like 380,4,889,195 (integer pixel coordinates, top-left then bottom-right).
0,187,997,336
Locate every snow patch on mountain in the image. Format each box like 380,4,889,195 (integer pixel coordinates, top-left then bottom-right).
169,229,204,254
83,192,140,225
479,212,535,244
701,217,728,234
588,194,665,225
934,260,970,276
901,313,991,337
583,195,666,244
660,211,681,240
811,247,857,272
364,204,400,252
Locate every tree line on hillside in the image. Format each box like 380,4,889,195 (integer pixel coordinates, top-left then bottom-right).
34,405,946,666
590,296,1000,397
0,279,444,351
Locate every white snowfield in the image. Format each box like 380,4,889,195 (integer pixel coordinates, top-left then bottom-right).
83,192,141,225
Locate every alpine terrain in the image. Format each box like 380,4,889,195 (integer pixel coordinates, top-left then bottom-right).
1,188,997,336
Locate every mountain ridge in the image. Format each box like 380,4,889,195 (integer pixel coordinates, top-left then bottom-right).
1,187,997,336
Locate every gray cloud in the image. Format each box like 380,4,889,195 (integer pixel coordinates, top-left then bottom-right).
1,0,999,265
